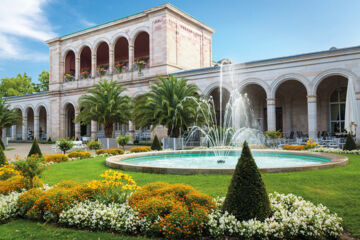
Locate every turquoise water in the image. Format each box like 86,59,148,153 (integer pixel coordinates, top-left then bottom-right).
122,152,329,169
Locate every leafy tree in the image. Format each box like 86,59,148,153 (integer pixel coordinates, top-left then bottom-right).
14,155,44,189
32,69,49,92
0,99,22,138
0,73,35,97
28,138,42,157
0,138,4,150
57,138,74,154
133,75,200,138
116,135,130,150
222,141,271,221
75,79,131,138
87,140,102,150
0,148,7,166
151,135,162,151
343,133,357,151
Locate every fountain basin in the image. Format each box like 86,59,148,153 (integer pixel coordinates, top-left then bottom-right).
106,149,348,175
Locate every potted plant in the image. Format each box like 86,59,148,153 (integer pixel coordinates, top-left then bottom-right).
115,62,125,74
135,57,148,73
97,65,108,77
64,72,74,81
80,68,90,79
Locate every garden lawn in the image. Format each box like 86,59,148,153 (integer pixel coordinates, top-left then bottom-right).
1,154,359,239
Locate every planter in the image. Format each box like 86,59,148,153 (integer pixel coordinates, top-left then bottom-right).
99,138,118,149
162,137,184,150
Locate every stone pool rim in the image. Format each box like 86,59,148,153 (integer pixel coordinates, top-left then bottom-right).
105,149,348,175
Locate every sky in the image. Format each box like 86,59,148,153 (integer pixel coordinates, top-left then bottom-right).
1,0,360,82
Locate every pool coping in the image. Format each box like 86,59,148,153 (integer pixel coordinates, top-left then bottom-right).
105,149,349,175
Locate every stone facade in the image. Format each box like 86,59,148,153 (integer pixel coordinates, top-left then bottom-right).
4,4,360,142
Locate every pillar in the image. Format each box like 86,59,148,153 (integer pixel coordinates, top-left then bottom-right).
129,121,135,142
129,45,134,71
307,95,317,139
46,113,51,140
34,113,40,140
91,120,97,140
91,53,96,78
11,126,16,140
267,98,276,131
356,93,360,143
22,116,27,141
75,109,81,140
109,47,114,75
75,56,80,80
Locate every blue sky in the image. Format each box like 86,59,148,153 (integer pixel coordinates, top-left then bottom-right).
1,0,360,82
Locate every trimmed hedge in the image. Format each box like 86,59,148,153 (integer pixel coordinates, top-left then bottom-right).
44,154,69,163
68,151,92,159
222,141,271,221
28,138,42,157
282,144,306,150
129,146,151,153
343,133,356,151
96,148,124,155
151,135,162,151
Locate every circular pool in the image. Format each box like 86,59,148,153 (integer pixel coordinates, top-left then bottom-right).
106,150,348,175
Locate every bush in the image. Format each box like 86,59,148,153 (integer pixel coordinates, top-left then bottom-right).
0,175,26,195
44,154,69,163
96,148,124,155
222,141,271,221
264,130,282,139
343,133,356,151
0,164,19,181
0,138,5,150
0,191,21,224
129,182,215,239
67,151,91,159
151,135,162,151
14,155,45,189
0,148,7,166
133,139,139,145
28,138,42,157
86,140,101,150
129,146,151,153
17,188,45,216
282,144,306,150
56,138,74,154
116,135,130,150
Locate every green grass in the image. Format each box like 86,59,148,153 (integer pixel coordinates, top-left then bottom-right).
2,154,360,238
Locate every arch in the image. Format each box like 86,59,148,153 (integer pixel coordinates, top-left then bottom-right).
114,36,129,70
10,105,24,115
64,102,76,138
77,42,93,53
130,26,150,45
34,103,49,116
61,100,77,111
79,45,92,77
202,82,232,96
61,46,77,57
93,38,111,52
96,41,110,70
134,31,150,59
110,32,130,46
312,68,358,94
270,73,310,98
64,50,76,78
238,78,271,97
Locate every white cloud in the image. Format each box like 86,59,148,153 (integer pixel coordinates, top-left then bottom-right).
79,18,96,28
0,0,56,60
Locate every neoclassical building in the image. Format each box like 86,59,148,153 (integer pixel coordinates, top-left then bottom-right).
4,4,360,142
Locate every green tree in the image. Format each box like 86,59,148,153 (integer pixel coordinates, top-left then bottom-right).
75,79,131,138
28,138,42,157
0,148,7,166
133,75,200,138
0,73,35,97
151,135,162,151
343,133,357,151
56,138,74,154
32,69,49,92
0,99,22,138
14,155,44,189
116,135,130,150
222,141,271,221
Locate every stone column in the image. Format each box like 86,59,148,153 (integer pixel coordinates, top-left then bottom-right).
11,126,16,140
129,121,135,143
356,92,360,143
22,116,27,141
91,53,96,78
267,98,276,131
129,45,134,71
75,56,80,80
307,95,317,139
91,120,97,140
34,113,40,140
46,113,51,140
75,109,81,140
109,48,114,75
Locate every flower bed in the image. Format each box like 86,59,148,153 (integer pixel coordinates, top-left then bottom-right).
44,154,69,163
129,146,151,153
96,148,124,156
282,144,306,151
311,147,360,155
67,151,92,159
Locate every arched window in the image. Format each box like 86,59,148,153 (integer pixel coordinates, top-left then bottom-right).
64,50,75,82
134,32,150,71
329,87,346,133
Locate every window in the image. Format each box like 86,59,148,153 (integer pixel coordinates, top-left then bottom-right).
329,87,346,133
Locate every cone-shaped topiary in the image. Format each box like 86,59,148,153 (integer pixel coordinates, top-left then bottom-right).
222,141,271,221
28,138,42,157
343,133,357,151
151,135,162,151
0,148,7,166
0,138,4,150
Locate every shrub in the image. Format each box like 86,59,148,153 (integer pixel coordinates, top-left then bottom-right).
96,148,124,155
133,139,139,145
67,151,91,159
86,140,101,150
0,148,7,166
129,146,151,153
28,138,42,157
56,138,74,154
14,155,45,189
17,188,45,216
282,144,306,150
0,175,26,195
343,133,356,151
0,191,21,223
222,141,271,221
116,135,130,150
0,164,20,181
44,154,69,163
264,130,282,139
0,138,5,150
129,182,215,239
305,138,318,149
151,135,162,151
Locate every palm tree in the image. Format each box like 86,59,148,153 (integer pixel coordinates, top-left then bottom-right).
0,99,22,138
75,79,131,138
133,75,200,138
